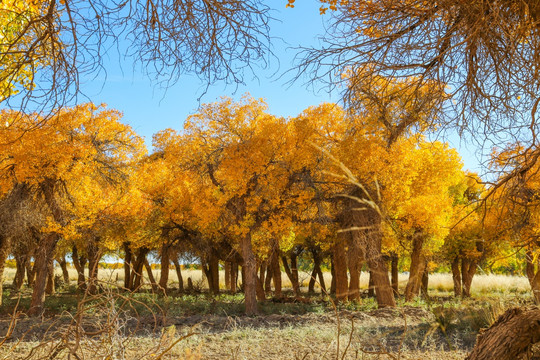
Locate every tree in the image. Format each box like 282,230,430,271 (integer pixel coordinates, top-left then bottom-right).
0,0,271,111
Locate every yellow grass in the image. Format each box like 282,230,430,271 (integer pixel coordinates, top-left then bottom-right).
2,266,531,295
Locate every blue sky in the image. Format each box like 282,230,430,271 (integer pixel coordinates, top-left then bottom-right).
76,1,482,173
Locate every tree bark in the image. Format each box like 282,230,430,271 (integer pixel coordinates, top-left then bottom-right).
45,260,55,295
367,271,375,298
347,237,362,302
28,233,58,316
270,247,282,297
144,258,158,292
131,248,149,290
225,261,231,291
333,238,348,302
159,242,170,294
256,264,266,301
420,260,429,299
451,256,462,297
264,262,272,294
58,256,69,285
26,258,35,287
391,254,399,296
172,257,184,292
241,232,258,315
87,240,101,294
405,231,425,301
123,242,132,289
466,307,540,360
72,245,87,291
282,253,301,297
0,235,10,305
12,253,28,291
208,252,220,294
230,261,238,293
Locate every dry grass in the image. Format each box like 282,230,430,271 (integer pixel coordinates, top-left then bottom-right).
2,267,531,296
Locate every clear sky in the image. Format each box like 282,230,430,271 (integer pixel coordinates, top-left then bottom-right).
76,1,482,173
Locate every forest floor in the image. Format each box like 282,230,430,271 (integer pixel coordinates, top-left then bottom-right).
0,271,534,359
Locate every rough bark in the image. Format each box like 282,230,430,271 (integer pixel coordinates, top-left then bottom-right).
526,250,540,304
270,247,282,297
225,261,231,291
347,236,362,302
330,258,336,295
256,264,266,301
45,260,55,295
451,256,462,297
420,261,429,299
466,307,540,360
26,258,35,287
367,271,375,298
58,256,69,285
208,252,220,294
333,238,348,302
264,262,272,294
159,242,170,294
72,245,87,291
123,242,132,289
143,258,158,292
87,240,101,294
0,235,10,305
230,261,238,293
282,253,301,297
28,233,58,316
241,232,258,315
172,257,184,292
462,258,478,298
131,248,149,290
12,253,28,291
391,254,399,296
405,232,425,301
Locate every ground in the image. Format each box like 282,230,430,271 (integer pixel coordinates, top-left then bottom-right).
0,270,533,359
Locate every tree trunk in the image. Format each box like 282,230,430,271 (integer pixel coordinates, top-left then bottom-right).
72,246,87,291
241,232,258,315
333,238,348,302
123,242,132,289
405,232,425,301
420,260,429,299
131,248,149,290
26,257,35,287
0,236,10,305
225,261,231,291
28,233,58,316
451,256,462,297
330,258,336,295
391,254,399,296
282,254,301,297
208,252,220,294
159,242,170,294
230,261,238,293
264,262,272,294
347,238,362,302
256,264,266,301
367,271,375,298
172,258,184,292
144,258,158,292
58,256,70,285
12,253,27,291
271,248,282,297
87,240,101,294
45,260,55,295
466,307,540,360
462,258,478,298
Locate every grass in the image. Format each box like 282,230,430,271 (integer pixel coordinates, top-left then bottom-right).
0,267,535,359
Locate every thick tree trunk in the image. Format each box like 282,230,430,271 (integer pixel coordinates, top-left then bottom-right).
405,232,425,301
466,307,540,360
123,242,132,289
225,261,231,291
420,261,429,299
45,260,55,295
391,254,399,296
12,253,28,291
230,261,238,293
347,238,362,302
72,246,87,291
256,264,266,301
367,271,375,298
270,249,282,297
87,240,101,294
58,256,69,285
462,258,478,298
264,262,272,294
0,236,10,305
172,257,184,292
451,256,462,297
28,233,58,316
241,232,258,315
159,243,170,294
282,254,301,297
330,258,336,295
208,252,220,294
26,258,35,287
526,250,540,304
131,248,149,290
333,238,348,302
144,258,158,292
